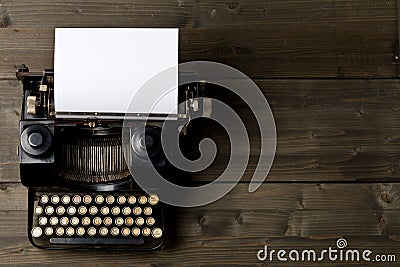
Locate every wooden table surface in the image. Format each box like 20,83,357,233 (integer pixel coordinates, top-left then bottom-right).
1,1,400,266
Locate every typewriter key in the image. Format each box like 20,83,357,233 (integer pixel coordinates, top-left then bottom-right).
60,217,69,226
56,206,65,215
138,196,147,205
111,206,120,215
82,217,91,226
70,217,79,226
110,227,119,236
117,195,126,204
78,206,87,215
89,206,98,215
83,195,92,204
31,227,42,238
40,195,49,204
100,206,109,215
72,195,81,204
45,206,54,215
93,217,102,226
67,206,76,215
44,227,53,236
38,217,47,226
146,217,155,226
135,217,144,226
133,206,142,215
143,207,152,216
132,227,140,236
95,195,104,204
148,195,159,205
87,227,96,236
56,227,64,236
115,217,124,226
49,217,58,226
61,195,70,204
99,227,108,236
51,195,60,204
76,227,85,236
106,195,115,204
34,206,43,215
142,227,151,236
66,227,74,236
121,227,130,236
103,217,112,226
125,217,134,226
122,207,131,215
152,228,163,239
127,195,136,204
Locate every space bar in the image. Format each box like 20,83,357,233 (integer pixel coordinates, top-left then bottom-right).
50,237,145,245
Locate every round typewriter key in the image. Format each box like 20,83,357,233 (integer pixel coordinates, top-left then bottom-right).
61,195,70,204
122,207,131,215
82,217,91,226
76,227,85,236
56,206,65,215
127,195,136,204
88,227,96,236
135,217,144,226
133,206,142,215
70,217,79,226
45,206,54,215
83,195,92,204
99,227,108,236
132,227,140,236
49,217,58,226
100,206,109,215
143,207,152,216
103,217,112,226
51,195,60,204
106,195,115,204
152,228,163,239
56,227,64,236
146,217,155,226
66,227,74,236
110,227,119,236
89,206,98,215
31,227,42,238
93,217,102,226
121,227,130,236
44,227,53,236
95,195,104,204
138,196,147,205
115,217,124,226
111,206,120,215
34,206,43,215
67,206,76,215
60,217,69,226
40,195,49,204
78,206,87,215
142,227,151,236
125,217,134,226
117,195,126,204
38,217,47,226
148,194,159,205
72,195,81,204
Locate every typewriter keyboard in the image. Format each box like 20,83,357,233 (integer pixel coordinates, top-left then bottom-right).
29,190,164,249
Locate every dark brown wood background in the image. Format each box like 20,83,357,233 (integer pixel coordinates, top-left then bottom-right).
1,0,400,266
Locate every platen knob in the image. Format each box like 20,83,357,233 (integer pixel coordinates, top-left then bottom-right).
21,125,52,157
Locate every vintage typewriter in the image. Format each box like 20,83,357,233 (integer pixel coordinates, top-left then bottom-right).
17,28,207,249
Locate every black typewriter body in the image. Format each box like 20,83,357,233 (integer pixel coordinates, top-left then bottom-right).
17,65,202,250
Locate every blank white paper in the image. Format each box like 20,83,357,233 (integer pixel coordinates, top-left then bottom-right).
54,28,178,116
